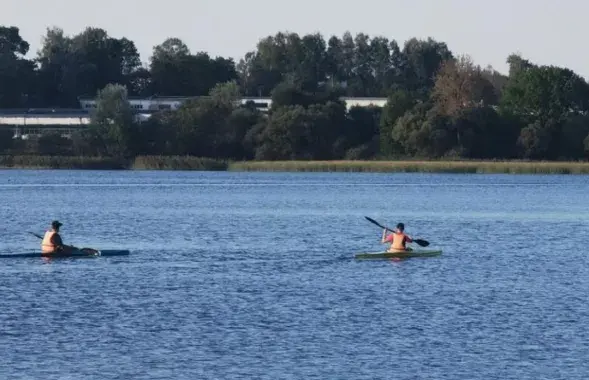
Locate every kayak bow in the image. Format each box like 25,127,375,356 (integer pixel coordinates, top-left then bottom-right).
355,250,442,259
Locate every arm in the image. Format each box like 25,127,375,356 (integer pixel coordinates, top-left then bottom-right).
51,233,64,250
52,234,77,252
381,229,392,244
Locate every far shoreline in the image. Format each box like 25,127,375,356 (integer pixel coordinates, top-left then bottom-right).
1,156,589,174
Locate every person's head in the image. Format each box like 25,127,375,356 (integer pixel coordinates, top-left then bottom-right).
396,223,405,232
51,220,63,231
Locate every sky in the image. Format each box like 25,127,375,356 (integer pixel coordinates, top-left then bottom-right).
2,0,587,78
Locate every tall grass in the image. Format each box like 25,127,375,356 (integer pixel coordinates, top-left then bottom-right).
0,155,227,170
132,156,228,170
2,156,589,174
0,155,128,169
229,160,589,174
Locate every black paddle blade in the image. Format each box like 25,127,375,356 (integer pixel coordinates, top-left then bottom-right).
28,232,43,240
364,216,389,230
364,216,382,227
414,239,430,247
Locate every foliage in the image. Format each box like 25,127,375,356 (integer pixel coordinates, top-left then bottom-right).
89,83,138,156
2,24,589,161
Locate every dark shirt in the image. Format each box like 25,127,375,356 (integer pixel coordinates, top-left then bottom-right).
51,233,64,248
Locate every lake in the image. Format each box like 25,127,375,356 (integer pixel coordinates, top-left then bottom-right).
1,170,588,379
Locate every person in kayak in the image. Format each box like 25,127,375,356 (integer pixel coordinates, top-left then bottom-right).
381,223,413,252
41,220,77,254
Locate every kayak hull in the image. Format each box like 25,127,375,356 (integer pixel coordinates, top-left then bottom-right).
0,249,130,258
355,250,442,259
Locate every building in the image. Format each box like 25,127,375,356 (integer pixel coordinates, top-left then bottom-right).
78,96,190,111
0,109,91,139
1,96,388,139
78,96,388,112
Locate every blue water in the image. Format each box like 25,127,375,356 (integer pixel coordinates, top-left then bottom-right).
1,170,589,379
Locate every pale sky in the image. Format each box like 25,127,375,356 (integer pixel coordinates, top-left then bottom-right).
2,0,587,78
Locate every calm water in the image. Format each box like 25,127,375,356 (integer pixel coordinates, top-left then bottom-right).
1,170,588,379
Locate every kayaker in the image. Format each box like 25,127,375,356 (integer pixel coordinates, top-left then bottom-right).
41,220,77,254
381,223,413,252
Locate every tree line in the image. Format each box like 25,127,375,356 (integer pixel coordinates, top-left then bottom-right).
2,25,589,160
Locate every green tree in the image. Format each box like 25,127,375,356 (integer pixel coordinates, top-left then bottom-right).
0,26,35,107
339,106,381,159
90,83,138,156
207,81,260,159
324,33,405,96
501,63,589,123
449,106,517,158
507,53,533,77
325,33,354,91
254,101,346,160
0,129,14,153
36,27,143,106
223,107,265,159
209,80,240,105
270,81,313,108
559,115,589,159
400,37,453,99
238,32,325,95
517,120,555,159
481,65,508,101
36,132,73,155
237,50,282,96
149,38,238,96
379,90,415,156
391,103,452,157
146,81,257,158
34,27,76,106
501,61,589,158
254,105,309,160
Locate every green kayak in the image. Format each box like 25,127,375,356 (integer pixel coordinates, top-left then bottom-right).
355,250,442,259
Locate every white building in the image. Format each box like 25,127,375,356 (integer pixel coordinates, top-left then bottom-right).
78,96,388,112
79,96,189,111
1,96,388,139
0,109,90,139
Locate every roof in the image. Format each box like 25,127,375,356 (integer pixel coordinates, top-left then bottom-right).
77,95,203,101
0,109,161,117
0,109,91,116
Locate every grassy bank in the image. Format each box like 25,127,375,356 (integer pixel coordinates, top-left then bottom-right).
0,155,227,170
2,156,589,174
0,155,129,169
228,160,589,174
132,156,228,170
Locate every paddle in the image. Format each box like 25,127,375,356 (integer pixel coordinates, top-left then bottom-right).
364,216,430,247
28,232,43,240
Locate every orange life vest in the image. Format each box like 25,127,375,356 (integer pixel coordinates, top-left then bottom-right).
41,231,56,253
391,232,409,250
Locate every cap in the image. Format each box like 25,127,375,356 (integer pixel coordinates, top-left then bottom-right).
51,220,63,228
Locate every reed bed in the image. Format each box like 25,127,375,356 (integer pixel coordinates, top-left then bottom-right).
2,156,589,174
228,160,589,174
0,155,128,169
0,155,227,170
132,156,228,170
